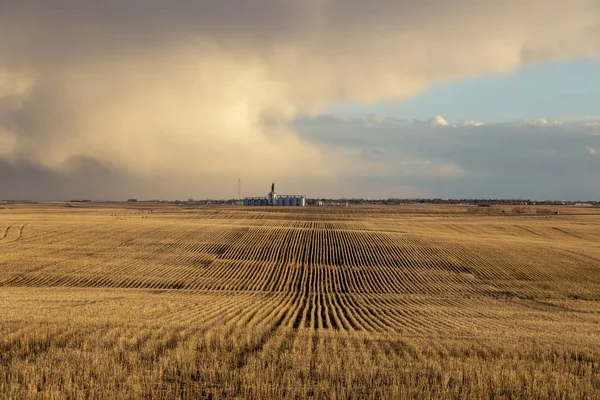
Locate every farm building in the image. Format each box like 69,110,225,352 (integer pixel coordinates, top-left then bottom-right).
244,183,306,206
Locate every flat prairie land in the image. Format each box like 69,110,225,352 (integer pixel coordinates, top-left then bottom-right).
0,203,599,399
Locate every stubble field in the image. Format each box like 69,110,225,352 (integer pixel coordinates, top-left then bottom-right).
0,203,599,399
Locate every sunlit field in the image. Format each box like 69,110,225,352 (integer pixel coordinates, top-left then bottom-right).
1,203,599,399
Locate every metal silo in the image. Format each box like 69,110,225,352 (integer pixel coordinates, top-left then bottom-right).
282,197,289,206
298,197,306,206
243,199,249,206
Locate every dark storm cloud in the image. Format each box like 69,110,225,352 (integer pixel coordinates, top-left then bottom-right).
0,157,129,201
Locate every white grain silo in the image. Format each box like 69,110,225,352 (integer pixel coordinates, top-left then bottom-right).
244,183,306,207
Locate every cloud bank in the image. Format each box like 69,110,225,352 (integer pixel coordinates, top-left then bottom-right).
295,115,600,200
1,1,599,199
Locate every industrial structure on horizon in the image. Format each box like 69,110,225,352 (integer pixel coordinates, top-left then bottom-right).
243,183,306,206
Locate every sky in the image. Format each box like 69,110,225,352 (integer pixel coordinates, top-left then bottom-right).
0,1,599,201
328,58,600,123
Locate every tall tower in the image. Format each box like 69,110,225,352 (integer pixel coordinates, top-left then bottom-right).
268,182,277,205
238,178,241,200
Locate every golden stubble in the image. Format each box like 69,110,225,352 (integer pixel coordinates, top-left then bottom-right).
0,203,599,398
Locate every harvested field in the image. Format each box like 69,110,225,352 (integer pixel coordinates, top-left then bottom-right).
1,204,599,398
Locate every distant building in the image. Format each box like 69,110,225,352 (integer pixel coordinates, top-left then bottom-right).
318,201,348,207
244,183,305,206
127,199,138,202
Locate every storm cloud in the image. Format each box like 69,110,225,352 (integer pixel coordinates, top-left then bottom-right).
1,1,599,199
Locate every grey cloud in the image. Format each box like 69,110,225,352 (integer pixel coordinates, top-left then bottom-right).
295,116,600,200
362,148,386,161
0,157,132,201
